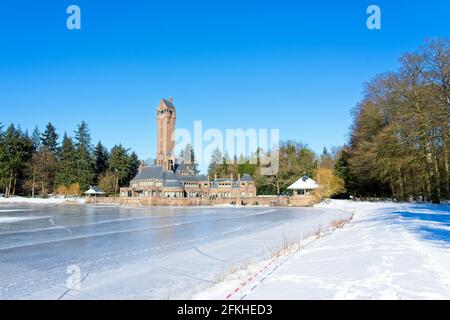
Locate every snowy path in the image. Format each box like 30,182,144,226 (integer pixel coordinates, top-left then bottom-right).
193,201,450,300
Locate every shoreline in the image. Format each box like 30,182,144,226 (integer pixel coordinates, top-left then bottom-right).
2,195,447,208
0,196,85,205
193,200,450,299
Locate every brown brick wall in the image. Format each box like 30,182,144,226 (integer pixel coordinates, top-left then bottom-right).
85,195,319,207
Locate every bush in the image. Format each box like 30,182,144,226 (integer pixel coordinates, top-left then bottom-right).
315,167,345,198
54,183,80,196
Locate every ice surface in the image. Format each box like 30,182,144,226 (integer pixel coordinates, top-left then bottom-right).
0,203,350,299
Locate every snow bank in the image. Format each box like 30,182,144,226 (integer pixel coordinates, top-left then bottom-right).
193,200,450,300
0,196,84,205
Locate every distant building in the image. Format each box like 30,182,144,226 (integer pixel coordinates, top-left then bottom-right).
84,186,105,197
287,176,320,196
120,99,256,199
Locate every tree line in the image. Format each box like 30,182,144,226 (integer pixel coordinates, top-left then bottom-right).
3,39,445,202
335,39,449,203
206,39,448,203
0,121,140,197
206,142,345,198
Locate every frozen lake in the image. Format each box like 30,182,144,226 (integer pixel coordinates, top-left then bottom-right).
0,203,350,299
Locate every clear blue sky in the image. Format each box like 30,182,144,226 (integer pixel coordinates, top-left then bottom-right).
0,0,449,172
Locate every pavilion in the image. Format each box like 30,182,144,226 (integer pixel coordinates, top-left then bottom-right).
84,186,105,197
287,176,320,196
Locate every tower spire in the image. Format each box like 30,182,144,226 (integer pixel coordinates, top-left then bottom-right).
156,98,176,171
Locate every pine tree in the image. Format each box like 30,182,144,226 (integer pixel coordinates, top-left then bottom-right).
180,143,200,174
54,133,78,188
108,145,131,193
31,126,41,151
94,141,109,183
190,146,200,175
127,151,140,183
73,121,94,192
41,122,59,154
207,148,222,177
0,124,7,194
0,125,33,196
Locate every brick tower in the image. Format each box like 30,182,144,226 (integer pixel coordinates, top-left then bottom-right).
156,98,176,171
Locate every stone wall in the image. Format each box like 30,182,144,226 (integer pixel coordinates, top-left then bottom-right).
85,195,319,207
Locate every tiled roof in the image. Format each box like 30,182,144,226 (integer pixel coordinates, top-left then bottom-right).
196,174,208,181
240,174,253,182
174,162,192,175
84,186,105,194
131,166,163,181
163,179,183,189
161,98,176,110
177,175,198,182
131,164,254,191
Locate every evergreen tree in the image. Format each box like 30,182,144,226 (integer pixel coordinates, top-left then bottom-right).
127,151,140,183
179,143,199,174
0,124,7,193
41,122,59,154
75,121,92,151
219,152,232,177
0,125,33,196
54,133,78,188
207,148,222,177
31,126,41,151
334,147,357,197
237,157,257,177
108,145,131,193
190,146,200,175
94,141,109,182
319,146,334,169
73,121,94,192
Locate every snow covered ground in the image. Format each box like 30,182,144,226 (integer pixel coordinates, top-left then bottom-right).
193,200,450,300
0,196,84,205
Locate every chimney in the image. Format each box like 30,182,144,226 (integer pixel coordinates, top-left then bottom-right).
238,173,241,181
139,160,145,173
214,173,217,180
231,173,233,181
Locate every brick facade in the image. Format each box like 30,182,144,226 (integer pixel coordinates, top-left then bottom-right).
120,98,257,199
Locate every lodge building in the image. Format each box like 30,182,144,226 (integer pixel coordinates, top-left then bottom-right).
120,98,257,199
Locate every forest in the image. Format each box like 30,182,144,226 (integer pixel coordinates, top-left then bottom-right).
1,39,448,203
0,121,140,197
336,39,449,203
208,39,449,203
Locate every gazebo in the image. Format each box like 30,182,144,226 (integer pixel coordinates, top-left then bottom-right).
287,176,320,196
84,186,105,197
